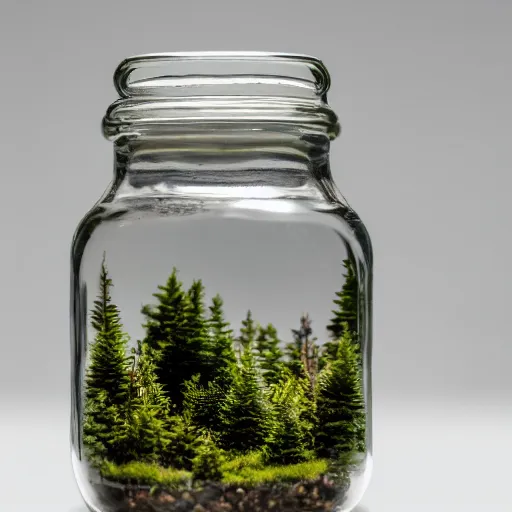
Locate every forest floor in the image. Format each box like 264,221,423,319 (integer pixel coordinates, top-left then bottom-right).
93,476,343,512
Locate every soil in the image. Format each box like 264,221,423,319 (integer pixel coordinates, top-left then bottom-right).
92,476,345,512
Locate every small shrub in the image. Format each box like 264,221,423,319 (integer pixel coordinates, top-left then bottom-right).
192,436,225,481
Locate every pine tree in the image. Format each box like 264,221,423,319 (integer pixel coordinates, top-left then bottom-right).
208,294,237,389
264,371,315,464
238,310,256,355
141,270,212,410
327,259,358,340
127,342,173,463
321,260,359,370
83,258,132,464
192,434,226,482
315,326,366,460
285,314,319,389
255,323,284,386
218,350,270,452
163,411,202,470
183,375,227,438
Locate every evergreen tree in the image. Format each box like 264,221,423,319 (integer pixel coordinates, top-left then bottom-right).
192,434,226,481
141,269,212,410
316,326,365,460
255,323,284,386
163,411,202,470
127,342,173,463
327,259,358,340
183,375,227,438
285,314,319,389
83,258,132,464
208,294,237,389
264,371,315,464
238,310,256,354
218,350,270,452
321,260,359,370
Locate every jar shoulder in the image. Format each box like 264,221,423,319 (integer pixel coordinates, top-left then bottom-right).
71,196,372,270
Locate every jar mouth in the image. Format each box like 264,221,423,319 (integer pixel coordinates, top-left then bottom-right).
103,52,340,141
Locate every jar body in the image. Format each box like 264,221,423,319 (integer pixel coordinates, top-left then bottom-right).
71,53,373,512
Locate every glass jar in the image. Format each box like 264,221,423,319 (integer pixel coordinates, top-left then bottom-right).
71,52,373,512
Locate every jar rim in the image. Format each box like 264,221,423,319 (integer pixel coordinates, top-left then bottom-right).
103,52,340,141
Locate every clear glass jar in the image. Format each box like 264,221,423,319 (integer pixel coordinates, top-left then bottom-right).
71,52,373,512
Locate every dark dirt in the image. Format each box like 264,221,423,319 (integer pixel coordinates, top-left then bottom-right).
92,476,345,512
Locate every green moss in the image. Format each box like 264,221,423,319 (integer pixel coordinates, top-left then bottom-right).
101,461,192,488
99,457,327,489
221,458,328,486
220,451,264,472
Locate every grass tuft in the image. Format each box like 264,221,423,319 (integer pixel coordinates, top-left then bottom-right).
101,461,192,489
222,458,328,486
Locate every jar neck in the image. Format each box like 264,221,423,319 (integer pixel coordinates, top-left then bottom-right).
112,129,337,202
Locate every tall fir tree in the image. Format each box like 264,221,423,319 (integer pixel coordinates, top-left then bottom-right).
127,341,173,463
141,269,212,410
218,349,271,453
285,314,319,389
315,325,366,460
264,370,315,464
238,310,256,355
321,260,359,369
255,323,284,386
208,294,237,389
83,258,132,464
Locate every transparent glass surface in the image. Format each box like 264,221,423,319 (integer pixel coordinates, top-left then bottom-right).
71,53,373,512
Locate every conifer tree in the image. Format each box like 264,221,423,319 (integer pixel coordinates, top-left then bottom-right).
264,371,315,464
183,375,227,438
163,411,202,470
285,314,319,389
321,260,359,370
192,434,225,482
255,323,284,386
238,310,256,354
83,258,132,464
327,260,358,340
208,294,237,388
127,342,173,462
316,326,365,460
218,350,270,452
141,270,212,410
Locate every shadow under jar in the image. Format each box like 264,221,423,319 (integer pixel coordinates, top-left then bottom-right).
70,52,373,512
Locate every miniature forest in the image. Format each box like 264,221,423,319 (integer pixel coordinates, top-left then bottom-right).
83,258,365,511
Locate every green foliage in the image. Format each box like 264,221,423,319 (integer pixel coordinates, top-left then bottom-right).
316,326,365,459
163,412,202,471
100,460,192,488
264,371,315,465
208,294,237,389
141,270,212,410
238,310,256,353
192,435,226,481
220,451,264,473
218,350,271,452
255,323,284,386
183,375,226,437
285,314,319,389
83,258,132,464
222,459,329,486
84,259,366,486
323,260,358,371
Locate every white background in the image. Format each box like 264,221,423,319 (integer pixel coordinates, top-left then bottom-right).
1,1,511,510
